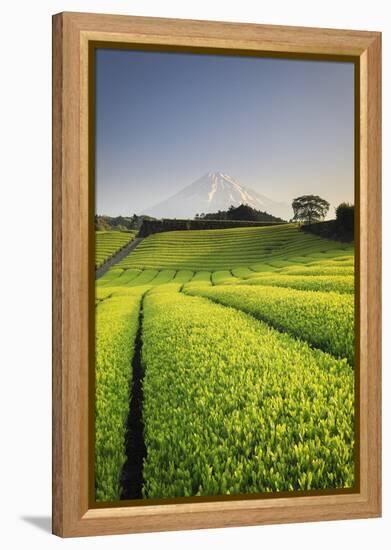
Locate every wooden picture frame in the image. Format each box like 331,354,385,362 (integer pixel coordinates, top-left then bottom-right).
52,11,381,538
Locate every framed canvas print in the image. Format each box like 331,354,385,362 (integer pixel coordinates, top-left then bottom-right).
52,12,381,537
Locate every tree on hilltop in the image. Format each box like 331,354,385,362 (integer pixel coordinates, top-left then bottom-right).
292,195,330,225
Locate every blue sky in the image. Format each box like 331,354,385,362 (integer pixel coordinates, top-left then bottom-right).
95,48,354,217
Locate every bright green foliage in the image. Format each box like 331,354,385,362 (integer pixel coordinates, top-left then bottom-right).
183,272,212,291
231,266,253,277
96,268,125,287
173,270,194,283
98,225,354,291
150,269,176,286
278,265,353,277
309,250,348,259
211,270,239,285
331,256,354,263
95,291,142,502
281,255,314,264
185,285,354,365
191,271,212,282
265,259,296,268
117,224,352,271
241,273,354,294
251,263,279,273
141,291,354,497
127,269,159,286
147,283,183,295
95,230,137,268
96,287,114,302
308,260,354,270
102,269,142,288
94,223,356,500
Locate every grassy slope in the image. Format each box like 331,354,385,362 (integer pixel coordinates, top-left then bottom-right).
118,224,352,270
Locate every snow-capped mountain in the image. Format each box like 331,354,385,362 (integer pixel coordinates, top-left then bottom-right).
142,172,290,220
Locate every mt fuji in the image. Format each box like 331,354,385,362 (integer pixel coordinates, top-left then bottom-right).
142,172,290,220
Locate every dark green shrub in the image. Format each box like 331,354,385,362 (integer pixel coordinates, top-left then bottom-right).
336,203,354,232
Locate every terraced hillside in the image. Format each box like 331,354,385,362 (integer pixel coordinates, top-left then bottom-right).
116,223,353,271
95,223,356,502
95,230,137,269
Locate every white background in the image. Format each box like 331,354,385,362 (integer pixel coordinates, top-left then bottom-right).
0,0,389,547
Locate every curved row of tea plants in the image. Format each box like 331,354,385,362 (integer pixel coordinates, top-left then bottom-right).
239,273,354,294
184,284,354,365
95,289,143,502
141,291,354,497
96,258,354,292
277,264,354,277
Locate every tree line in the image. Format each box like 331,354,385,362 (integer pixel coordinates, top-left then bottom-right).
194,204,285,223
96,196,354,235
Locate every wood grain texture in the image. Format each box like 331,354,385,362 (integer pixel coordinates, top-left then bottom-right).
52,12,382,538
65,11,379,55
52,12,63,537
364,34,382,514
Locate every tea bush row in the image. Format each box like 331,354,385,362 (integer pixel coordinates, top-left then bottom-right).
141,291,354,498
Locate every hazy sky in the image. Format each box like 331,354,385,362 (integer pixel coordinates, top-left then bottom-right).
96,48,354,217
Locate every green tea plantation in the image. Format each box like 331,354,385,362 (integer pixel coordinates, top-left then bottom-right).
94,223,355,502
